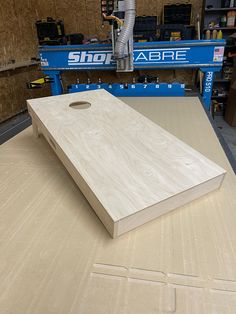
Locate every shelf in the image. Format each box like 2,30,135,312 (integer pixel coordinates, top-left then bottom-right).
203,27,236,30
223,61,234,66
203,1,235,105
214,78,231,82
205,7,236,11
0,60,39,73
212,95,228,99
225,44,235,48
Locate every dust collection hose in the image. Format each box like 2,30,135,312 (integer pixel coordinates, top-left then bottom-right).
114,0,136,59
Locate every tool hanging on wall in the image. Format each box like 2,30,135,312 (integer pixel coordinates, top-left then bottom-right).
27,76,54,89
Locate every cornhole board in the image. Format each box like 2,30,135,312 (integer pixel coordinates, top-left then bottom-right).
27,90,226,238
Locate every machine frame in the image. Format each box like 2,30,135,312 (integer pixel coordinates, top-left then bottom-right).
39,39,226,110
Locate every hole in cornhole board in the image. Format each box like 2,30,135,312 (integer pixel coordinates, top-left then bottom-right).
69,101,91,110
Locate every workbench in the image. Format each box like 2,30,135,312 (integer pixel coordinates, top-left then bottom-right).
0,97,236,313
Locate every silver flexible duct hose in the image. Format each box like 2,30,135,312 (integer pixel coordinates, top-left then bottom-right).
114,0,136,59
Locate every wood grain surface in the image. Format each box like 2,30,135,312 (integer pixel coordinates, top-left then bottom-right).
1,97,236,313
27,90,226,237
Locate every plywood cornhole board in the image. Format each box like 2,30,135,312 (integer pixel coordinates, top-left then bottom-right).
27,90,226,238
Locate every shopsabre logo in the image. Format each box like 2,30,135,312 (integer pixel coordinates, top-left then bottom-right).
134,48,190,63
68,48,190,66
68,51,114,66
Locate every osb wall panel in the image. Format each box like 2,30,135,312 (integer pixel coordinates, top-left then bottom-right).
0,0,47,123
0,0,38,65
0,0,202,122
0,0,202,65
0,67,50,123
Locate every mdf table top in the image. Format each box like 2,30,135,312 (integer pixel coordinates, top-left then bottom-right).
0,96,236,313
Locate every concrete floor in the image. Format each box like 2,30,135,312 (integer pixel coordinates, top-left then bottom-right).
214,116,236,160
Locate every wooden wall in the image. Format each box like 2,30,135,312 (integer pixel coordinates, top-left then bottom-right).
0,1,49,123
0,0,202,123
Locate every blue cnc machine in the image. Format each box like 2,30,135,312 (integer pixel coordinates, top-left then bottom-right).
38,1,226,110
